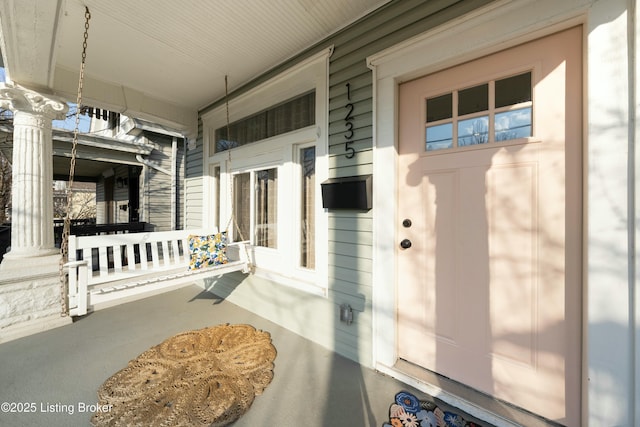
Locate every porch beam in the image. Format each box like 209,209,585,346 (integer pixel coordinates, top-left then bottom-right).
52,67,198,139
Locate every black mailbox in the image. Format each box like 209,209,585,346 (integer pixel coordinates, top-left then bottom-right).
321,175,372,210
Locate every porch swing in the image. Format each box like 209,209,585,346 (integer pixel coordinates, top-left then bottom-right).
172,75,254,279
61,8,252,317
177,75,253,276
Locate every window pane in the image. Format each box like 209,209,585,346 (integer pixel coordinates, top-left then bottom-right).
426,93,452,122
243,113,268,144
301,147,315,269
216,91,315,152
268,93,315,138
458,116,489,146
426,123,453,151
495,107,532,141
233,173,251,242
216,132,239,152
496,72,531,108
255,169,277,248
458,84,488,116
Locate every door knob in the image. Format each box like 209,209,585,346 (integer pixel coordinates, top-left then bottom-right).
400,239,412,249
402,219,412,228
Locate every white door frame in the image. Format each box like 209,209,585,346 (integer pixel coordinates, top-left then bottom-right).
368,0,639,425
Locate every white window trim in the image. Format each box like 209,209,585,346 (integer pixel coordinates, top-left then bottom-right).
292,141,319,282
201,46,332,296
230,162,281,267
208,163,221,231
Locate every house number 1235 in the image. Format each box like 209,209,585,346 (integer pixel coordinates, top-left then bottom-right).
344,83,355,159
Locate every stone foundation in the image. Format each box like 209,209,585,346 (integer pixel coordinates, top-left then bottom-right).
0,255,72,343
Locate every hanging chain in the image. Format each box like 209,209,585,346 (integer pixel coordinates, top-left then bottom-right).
225,75,234,234
224,77,241,239
225,75,231,155
59,6,91,316
223,77,251,270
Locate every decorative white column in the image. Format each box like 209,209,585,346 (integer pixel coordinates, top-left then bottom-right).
0,83,68,268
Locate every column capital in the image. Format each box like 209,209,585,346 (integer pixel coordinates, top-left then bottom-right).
0,83,66,264
0,82,68,120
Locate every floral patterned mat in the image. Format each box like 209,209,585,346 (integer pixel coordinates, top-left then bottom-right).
383,391,487,427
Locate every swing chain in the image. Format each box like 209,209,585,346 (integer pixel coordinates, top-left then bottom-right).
59,6,91,316
224,75,235,235
223,77,251,270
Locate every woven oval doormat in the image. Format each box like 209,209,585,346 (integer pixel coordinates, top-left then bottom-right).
91,324,276,426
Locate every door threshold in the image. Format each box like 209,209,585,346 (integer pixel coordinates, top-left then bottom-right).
390,359,566,427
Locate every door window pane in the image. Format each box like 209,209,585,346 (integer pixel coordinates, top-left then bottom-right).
426,123,453,151
301,147,315,269
458,84,488,116
458,116,489,146
495,107,532,141
255,169,277,248
426,93,452,122
495,73,531,108
420,71,533,153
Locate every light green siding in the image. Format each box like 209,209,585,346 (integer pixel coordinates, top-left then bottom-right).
142,132,184,231
325,0,493,363
186,0,494,365
95,180,106,224
185,121,204,228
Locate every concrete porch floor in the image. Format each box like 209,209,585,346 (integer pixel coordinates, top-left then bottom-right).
0,284,492,427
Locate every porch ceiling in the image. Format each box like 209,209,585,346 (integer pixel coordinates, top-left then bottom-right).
52,157,121,182
0,125,153,181
0,0,389,136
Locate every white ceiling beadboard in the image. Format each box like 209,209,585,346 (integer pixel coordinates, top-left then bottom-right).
49,0,389,111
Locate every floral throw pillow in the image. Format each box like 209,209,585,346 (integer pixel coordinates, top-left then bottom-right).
188,233,228,270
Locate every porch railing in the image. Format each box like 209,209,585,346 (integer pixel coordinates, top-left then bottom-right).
53,220,148,247
0,221,150,262
0,224,9,263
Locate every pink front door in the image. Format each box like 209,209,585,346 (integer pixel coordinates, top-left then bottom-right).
396,27,582,425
